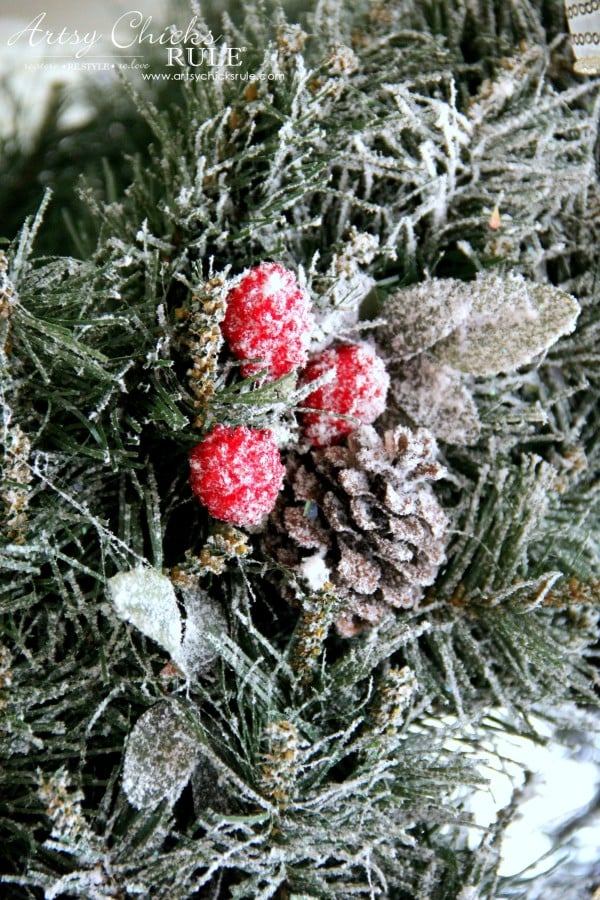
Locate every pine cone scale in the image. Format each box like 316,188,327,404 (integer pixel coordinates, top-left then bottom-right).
338,540,380,594
284,507,330,551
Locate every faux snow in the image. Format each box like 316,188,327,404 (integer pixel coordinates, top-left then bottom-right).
298,552,332,592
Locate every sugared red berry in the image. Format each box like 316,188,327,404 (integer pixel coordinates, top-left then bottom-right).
299,343,389,446
190,424,284,525
221,262,314,380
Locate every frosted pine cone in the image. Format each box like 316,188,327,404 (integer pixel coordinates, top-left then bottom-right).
265,425,449,637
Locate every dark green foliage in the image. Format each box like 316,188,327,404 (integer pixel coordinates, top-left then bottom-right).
1,1,599,898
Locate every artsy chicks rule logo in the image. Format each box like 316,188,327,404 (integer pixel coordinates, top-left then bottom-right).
5,10,246,69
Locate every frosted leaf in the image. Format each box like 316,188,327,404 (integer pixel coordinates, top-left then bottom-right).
179,594,227,676
108,567,227,678
107,566,182,662
390,356,481,445
384,278,473,359
192,755,234,817
312,270,375,350
122,702,198,809
434,273,580,376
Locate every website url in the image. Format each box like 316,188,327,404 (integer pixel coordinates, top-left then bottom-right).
141,71,285,82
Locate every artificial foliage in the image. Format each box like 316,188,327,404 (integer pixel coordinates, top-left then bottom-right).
0,1,599,898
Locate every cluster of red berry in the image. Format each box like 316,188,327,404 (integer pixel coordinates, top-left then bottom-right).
189,263,389,525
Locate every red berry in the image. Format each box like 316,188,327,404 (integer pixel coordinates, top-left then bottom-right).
221,262,314,381
190,425,285,525
299,343,389,447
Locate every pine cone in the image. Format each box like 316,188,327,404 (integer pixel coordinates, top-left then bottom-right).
264,425,449,637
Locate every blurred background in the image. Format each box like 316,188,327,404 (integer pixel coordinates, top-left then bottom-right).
0,0,168,119
1,1,164,33
0,0,176,252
